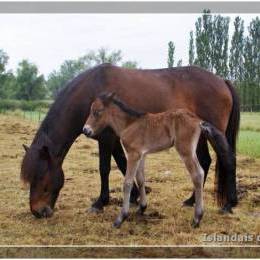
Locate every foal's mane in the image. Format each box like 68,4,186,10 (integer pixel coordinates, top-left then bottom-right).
99,93,146,118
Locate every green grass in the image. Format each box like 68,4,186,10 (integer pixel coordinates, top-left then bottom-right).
240,112,260,132
238,112,260,158
238,130,260,158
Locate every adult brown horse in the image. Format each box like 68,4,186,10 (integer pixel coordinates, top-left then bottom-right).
21,64,240,218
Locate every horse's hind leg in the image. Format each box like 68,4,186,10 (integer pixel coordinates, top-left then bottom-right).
136,158,147,215
112,139,140,204
183,135,211,207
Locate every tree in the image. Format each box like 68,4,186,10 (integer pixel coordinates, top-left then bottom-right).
47,48,138,98
16,60,46,100
0,50,9,98
211,15,230,77
90,47,122,65
188,31,195,65
194,10,230,77
167,41,175,68
194,9,213,70
47,59,87,97
177,59,183,67
229,16,245,81
121,61,138,69
243,17,260,109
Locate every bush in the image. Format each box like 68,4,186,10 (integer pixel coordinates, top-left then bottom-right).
0,99,52,111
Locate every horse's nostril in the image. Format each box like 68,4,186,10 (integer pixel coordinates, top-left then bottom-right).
32,207,53,218
42,207,53,218
32,210,43,218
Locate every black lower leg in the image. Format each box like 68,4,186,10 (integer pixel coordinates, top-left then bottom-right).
112,139,139,204
91,139,112,211
183,136,211,207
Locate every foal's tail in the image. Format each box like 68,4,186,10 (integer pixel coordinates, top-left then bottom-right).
200,122,237,208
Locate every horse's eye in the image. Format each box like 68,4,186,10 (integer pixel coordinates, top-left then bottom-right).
43,187,48,193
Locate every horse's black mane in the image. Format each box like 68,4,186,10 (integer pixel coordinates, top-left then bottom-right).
99,93,146,118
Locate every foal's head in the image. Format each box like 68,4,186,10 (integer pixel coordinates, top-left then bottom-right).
83,92,116,137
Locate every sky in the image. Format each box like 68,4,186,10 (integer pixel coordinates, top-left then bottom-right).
0,13,258,77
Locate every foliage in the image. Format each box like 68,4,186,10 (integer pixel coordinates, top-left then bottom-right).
167,41,175,68
229,17,245,81
188,31,195,65
15,60,46,100
47,48,138,98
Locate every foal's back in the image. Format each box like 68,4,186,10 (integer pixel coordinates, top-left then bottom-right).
121,109,202,155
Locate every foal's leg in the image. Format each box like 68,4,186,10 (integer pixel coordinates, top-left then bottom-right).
112,139,140,204
136,158,147,215
113,152,142,228
181,154,204,228
183,135,211,207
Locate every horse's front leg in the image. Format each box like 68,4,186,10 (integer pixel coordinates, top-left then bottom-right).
90,139,112,212
113,152,142,228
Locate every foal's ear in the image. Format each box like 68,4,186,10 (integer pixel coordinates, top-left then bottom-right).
103,92,116,106
22,144,29,152
39,145,52,161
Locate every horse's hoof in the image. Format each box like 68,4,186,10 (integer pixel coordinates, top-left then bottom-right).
145,186,152,194
191,219,200,228
182,198,195,207
136,204,147,216
130,202,138,208
219,206,233,215
87,207,104,214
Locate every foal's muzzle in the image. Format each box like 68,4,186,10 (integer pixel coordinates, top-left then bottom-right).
83,125,94,137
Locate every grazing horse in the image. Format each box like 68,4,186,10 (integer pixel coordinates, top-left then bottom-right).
20,64,240,218
83,92,235,228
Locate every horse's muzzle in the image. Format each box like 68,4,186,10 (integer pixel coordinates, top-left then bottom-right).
82,125,94,137
32,206,53,218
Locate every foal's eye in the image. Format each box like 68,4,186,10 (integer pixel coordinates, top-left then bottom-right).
93,110,101,118
43,187,48,193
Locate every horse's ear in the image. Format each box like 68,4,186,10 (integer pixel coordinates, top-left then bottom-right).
39,145,51,160
22,144,29,152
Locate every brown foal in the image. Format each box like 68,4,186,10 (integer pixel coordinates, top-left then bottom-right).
83,92,235,228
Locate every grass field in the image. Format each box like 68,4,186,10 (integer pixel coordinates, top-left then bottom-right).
0,112,259,257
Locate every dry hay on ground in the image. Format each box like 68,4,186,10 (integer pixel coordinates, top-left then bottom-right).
0,114,259,255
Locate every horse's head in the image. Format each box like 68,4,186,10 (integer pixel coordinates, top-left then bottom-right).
21,143,64,218
83,92,116,137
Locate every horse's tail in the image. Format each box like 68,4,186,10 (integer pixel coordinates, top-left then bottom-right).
200,122,237,208
224,80,240,153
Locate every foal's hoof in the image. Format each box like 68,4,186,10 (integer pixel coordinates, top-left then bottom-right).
87,206,104,214
112,213,128,228
191,219,200,228
112,219,122,229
